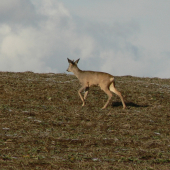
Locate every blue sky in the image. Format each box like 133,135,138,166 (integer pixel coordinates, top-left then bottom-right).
0,0,170,78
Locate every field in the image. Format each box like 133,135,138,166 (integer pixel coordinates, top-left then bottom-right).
0,71,170,170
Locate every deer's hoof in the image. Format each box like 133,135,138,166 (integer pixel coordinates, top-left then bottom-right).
123,106,126,109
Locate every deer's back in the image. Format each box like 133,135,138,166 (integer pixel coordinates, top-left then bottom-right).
78,70,114,87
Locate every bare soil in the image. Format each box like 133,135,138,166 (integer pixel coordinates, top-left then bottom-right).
0,71,170,169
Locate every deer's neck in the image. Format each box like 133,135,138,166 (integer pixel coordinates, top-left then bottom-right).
72,66,83,79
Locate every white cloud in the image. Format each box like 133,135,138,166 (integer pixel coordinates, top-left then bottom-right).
0,0,170,78
0,25,11,35
67,0,170,78
0,0,96,73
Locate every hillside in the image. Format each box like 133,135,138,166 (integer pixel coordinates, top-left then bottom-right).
0,71,170,169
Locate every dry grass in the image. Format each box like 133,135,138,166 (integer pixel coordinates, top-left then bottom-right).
0,71,170,169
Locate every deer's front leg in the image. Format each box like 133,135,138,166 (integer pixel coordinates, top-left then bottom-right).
102,87,113,109
84,87,89,100
78,86,86,106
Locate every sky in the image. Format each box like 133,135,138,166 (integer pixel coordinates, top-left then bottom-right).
0,0,170,78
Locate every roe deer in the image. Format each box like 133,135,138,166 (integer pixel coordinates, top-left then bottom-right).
66,58,126,109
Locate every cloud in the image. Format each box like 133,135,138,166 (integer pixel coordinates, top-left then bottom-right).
0,0,37,26
0,0,170,78
62,0,170,78
0,0,96,73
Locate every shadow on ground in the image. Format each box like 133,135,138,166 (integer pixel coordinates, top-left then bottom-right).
112,102,149,108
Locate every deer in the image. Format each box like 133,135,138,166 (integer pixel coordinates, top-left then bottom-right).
66,58,126,109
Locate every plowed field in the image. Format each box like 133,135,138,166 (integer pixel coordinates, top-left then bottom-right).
0,72,170,169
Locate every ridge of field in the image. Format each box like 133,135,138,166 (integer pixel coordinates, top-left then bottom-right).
0,71,170,169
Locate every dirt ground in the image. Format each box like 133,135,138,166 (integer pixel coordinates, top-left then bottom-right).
0,71,170,169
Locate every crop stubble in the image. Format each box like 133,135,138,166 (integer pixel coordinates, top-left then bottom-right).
0,72,170,169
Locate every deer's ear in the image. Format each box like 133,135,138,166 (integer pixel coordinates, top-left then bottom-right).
75,58,80,65
67,58,72,63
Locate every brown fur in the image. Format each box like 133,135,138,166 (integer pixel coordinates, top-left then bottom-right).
67,58,126,109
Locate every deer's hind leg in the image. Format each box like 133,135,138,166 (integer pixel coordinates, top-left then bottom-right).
109,82,126,109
